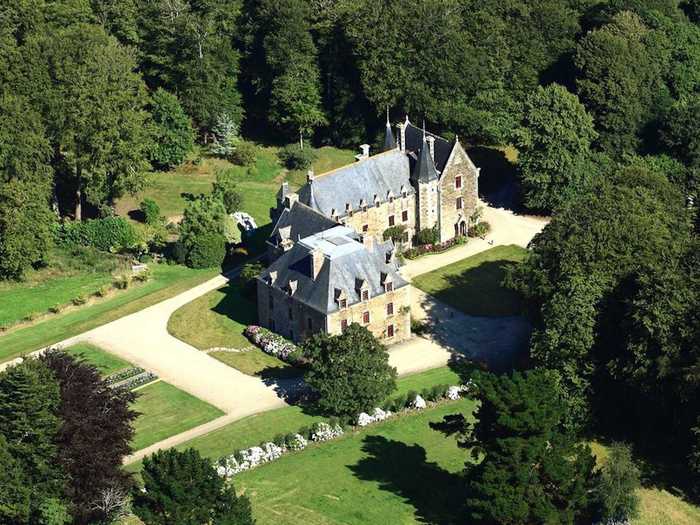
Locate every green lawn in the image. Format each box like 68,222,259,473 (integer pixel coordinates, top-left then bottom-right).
64,343,132,376
210,350,300,379
412,244,528,316
285,146,357,188
131,381,224,451
0,264,217,363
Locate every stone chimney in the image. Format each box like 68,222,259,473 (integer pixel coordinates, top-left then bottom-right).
360,144,370,159
426,135,435,162
307,169,315,184
310,248,324,280
284,192,299,209
398,122,406,152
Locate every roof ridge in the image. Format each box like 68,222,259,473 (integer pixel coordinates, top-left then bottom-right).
405,121,450,144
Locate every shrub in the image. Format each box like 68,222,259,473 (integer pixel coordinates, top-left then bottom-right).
149,88,195,170
211,113,239,158
94,285,110,298
23,312,38,322
49,304,64,314
410,317,429,335
414,226,438,245
56,217,138,253
382,225,407,243
113,275,131,290
278,144,317,170
468,221,491,238
72,295,87,306
139,198,161,225
212,169,243,214
171,240,186,264
230,141,257,166
186,232,226,269
133,267,151,283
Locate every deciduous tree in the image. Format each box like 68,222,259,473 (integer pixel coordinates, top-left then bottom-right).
150,88,195,170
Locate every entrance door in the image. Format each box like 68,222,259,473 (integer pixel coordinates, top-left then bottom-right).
459,221,467,236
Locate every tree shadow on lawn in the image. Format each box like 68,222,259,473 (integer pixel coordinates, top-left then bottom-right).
467,146,522,212
349,435,466,524
211,282,257,328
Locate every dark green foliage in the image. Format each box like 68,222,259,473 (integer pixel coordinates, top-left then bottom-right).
0,358,67,521
187,232,226,269
660,94,700,198
149,88,195,170
180,195,228,268
56,216,138,253
303,324,397,418
40,349,137,525
133,448,254,525
467,222,491,238
239,262,263,296
414,227,438,246
212,170,243,214
595,443,640,522
382,225,407,243
0,434,31,524
230,141,258,166
140,198,161,225
514,84,597,211
278,143,317,170
465,370,596,524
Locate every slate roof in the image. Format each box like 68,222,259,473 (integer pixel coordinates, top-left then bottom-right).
414,136,439,183
259,227,408,314
268,201,339,248
298,149,413,218
383,121,396,151
403,121,454,172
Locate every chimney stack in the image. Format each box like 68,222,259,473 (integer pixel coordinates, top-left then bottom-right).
426,136,435,162
284,192,299,209
310,249,324,279
398,122,406,152
307,169,315,184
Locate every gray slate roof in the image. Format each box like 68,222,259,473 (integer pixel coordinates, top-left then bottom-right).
404,122,454,172
414,136,439,183
268,201,338,248
259,227,407,314
298,149,413,218
383,121,396,151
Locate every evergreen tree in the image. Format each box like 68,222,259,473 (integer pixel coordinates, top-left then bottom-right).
211,113,240,158
514,84,597,211
179,194,228,268
133,448,254,525
303,324,397,418
595,443,640,522
0,435,30,524
150,88,195,170
465,370,596,524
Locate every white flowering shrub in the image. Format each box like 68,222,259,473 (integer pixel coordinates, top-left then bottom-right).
357,412,374,427
245,325,300,363
411,394,427,409
446,386,462,400
286,433,307,451
216,442,285,478
310,422,344,442
372,407,391,421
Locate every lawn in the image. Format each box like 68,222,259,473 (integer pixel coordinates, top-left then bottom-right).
412,244,528,316
0,246,127,328
0,263,217,363
168,282,299,378
131,380,224,451
64,343,132,376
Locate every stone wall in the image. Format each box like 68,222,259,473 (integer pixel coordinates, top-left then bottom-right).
417,180,438,233
327,283,411,343
438,143,479,243
341,194,415,246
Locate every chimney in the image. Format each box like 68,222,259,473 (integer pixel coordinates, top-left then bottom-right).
426,136,435,162
284,192,299,209
310,249,324,279
360,144,370,159
398,123,406,152
307,169,315,184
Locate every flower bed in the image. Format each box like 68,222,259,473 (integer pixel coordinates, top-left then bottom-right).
244,325,302,364
105,367,146,385
404,236,467,259
112,372,158,391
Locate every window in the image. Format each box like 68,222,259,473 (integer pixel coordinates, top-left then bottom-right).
340,319,348,332
362,224,369,233
402,210,408,222
385,282,393,292
387,324,394,338
456,197,463,210
387,302,394,315
361,289,369,301
339,298,347,309
307,317,312,330
388,215,395,227
455,175,462,189
362,311,370,324
362,204,368,212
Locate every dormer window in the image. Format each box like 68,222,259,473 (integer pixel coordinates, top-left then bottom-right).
335,288,348,309
401,185,407,198
361,290,369,301
360,199,367,212
345,202,353,217
387,190,394,203
373,194,380,206
339,298,347,309
385,282,393,292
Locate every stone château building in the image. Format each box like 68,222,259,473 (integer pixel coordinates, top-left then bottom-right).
256,115,480,344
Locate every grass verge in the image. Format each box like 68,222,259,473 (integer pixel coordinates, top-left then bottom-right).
131,381,224,452
412,244,527,316
64,343,132,376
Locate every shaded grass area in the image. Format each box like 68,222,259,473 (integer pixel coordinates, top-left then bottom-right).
125,367,463,474
0,264,217,363
236,399,475,525
64,343,132,376
0,246,127,328
131,381,224,452
168,282,299,378
412,245,528,317
285,146,357,189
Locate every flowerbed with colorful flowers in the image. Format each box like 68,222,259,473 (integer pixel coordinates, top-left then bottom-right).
403,236,467,259
244,325,303,364
214,380,473,478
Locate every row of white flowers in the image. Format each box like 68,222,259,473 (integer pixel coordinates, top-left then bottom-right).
244,325,300,363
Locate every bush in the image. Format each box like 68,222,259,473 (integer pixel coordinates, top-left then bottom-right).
94,285,110,298
239,262,263,296
72,295,87,306
56,217,138,253
171,240,186,264
230,141,257,166
411,317,429,335
113,275,131,290
49,304,64,314
382,225,407,243
133,268,151,283
186,232,226,269
414,226,438,245
468,221,491,238
212,170,243,214
278,144,317,170
139,199,161,225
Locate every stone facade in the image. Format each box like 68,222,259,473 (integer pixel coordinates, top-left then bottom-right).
437,142,480,242
341,193,416,247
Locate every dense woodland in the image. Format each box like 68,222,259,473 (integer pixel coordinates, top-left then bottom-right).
0,0,699,524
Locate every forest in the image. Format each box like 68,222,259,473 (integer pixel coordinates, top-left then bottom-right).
0,0,698,522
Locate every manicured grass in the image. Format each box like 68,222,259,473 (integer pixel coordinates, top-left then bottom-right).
412,244,528,316
210,350,300,379
285,146,358,188
131,381,224,452
64,343,132,376
0,264,218,363
0,247,126,328
236,398,475,525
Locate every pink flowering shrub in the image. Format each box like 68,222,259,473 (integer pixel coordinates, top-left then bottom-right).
245,325,302,364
